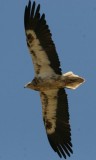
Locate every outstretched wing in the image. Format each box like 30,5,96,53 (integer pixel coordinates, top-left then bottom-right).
24,1,62,77
40,88,73,159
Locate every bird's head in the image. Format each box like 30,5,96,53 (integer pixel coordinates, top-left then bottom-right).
24,82,39,91
24,82,32,89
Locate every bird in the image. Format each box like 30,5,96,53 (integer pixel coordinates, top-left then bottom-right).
24,1,85,159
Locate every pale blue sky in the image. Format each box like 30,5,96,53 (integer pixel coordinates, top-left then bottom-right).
0,0,96,160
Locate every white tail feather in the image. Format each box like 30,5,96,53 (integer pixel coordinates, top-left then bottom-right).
63,71,85,89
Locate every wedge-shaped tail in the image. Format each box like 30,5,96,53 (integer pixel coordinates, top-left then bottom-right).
63,71,85,89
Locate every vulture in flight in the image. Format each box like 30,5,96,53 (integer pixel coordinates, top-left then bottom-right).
24,1,84,159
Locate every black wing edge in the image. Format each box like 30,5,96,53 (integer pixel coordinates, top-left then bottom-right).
24,0,62,75
47,89,73,159
48,135,73,159
24,1,40,31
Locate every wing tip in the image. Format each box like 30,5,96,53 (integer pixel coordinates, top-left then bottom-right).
47,134,73,159
24,1,41,30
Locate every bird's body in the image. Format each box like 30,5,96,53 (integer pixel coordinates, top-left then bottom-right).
24,1,85,159
25,72,84,91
